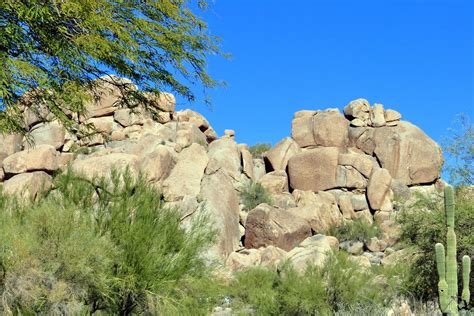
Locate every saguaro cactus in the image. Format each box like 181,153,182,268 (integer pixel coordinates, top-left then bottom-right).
435,185,471,315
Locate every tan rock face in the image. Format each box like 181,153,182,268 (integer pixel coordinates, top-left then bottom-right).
244,204,312,251
385,109,401,122
0,134,23,155
162,143,208,201
338,151,375,178
264,137,300,171
27,121,65,150
291,111,349,148
258,170,288,194
150,92,176,112
312,111,349,147
3,171,53,199
207,138,241,181
3,145,59,174
284,234,338,273
371,103,386,127
201,170,241,259
367,168,393,211
373,121,443,185
139,145,174,184
287,147,340,192
344,98,370,121
240,146,254,179
72,153,140,181
288,191,343,234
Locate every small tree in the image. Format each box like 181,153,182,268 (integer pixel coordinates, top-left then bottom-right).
0,0,222,134
442,113,473,186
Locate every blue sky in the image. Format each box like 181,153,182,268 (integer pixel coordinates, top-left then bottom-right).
178,0,473,147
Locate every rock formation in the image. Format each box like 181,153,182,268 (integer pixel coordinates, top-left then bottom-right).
0,80,444,270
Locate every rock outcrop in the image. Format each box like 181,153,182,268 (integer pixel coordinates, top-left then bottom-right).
0,79,444,268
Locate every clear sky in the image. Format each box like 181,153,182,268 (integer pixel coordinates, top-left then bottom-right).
177,0,473,147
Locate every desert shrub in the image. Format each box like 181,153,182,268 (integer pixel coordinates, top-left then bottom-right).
239,180,273,211
0,170,220,315
398,189,474,304
329,217,382,242
249,143,272,159
228,265,329,315
227,251,397,315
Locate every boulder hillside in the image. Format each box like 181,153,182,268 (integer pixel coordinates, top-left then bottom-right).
0,78,445,271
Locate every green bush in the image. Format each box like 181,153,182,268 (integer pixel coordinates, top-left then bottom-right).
398,189,474,304
0,170,220,315
249,143,272,159
239,181,273,211
329,217,382,242
227,251,399,315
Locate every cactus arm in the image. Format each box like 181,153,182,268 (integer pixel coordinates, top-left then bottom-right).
436,243,446,281
461,255,471,306
436,243,449,313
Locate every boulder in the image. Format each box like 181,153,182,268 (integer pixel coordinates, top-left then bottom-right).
355,209,374,225
84,116,115,134
351,194,369,211
291,116,315,148
384,109,401,122
225,249,261,272
176,110,210,131
2,145,59,174
27,121,65,150
259,246,287,269
337,194,357,219
349,255,372,268
264,137,300,171
343,98,370,121
162,143,208,201
3,171,53,199
239,145,254,179
253,159,266,181
370,103,386,127
207,138,241,181
201,170,241,259
367,168,393,211
72,153,140,181
83,75,134,119
258,170,289,194
365,237,388,253
338,151,376,178
373,121,443,185
149,92,176,112
348,127,376,155
114,108,146,126
336,165,367,189
0,134,23,155
288,191,343,234
283,235,338,273
287,147,340,192
244,204,311,251
139,145,174,184
271,193,297,209
340,241,364,255
291,111,349,148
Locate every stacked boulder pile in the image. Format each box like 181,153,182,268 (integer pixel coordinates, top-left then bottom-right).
0,78,444,271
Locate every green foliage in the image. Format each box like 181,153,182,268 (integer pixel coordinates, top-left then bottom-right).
0,0,223,134
249,143,272,159
442,113,473,186
398,188,474,306
0,170,219,314
239,180,273,211
329,217,382,242
227,251,398,315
